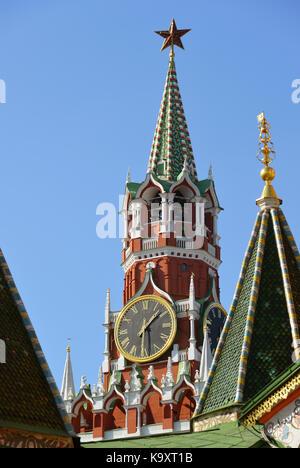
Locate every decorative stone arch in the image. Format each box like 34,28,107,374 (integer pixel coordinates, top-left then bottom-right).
139,183,164,232
172,376,195,403
177,387,196,421
172,378,196,421
170,177,200,199
136,174,166,201
71,391,94,434
143,390,163,426
106,398,126,430
93,385,126,434
141,381,162,407
103,391,125,414
129,264,175,307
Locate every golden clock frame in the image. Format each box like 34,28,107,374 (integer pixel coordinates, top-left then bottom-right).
114,295,177,364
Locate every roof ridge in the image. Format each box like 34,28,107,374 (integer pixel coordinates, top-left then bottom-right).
194,211,263,416
235,210,269,403
270,208,300,359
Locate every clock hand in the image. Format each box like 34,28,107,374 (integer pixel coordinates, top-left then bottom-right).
140,318,146,357
138,311,160,337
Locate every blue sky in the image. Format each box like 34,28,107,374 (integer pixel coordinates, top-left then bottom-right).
0,0,299,391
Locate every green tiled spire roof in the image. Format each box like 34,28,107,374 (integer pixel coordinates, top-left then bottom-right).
194,206,300,417
148,57,198,182
0,248,73,436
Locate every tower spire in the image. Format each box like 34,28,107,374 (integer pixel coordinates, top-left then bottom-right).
149,21,197,181
61,340,75,402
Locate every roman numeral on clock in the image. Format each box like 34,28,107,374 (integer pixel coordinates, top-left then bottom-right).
160,333,169,342
160,310,169,318
121,337,130,349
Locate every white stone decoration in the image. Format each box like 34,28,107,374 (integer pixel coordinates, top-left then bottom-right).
124,380,130,393
147,365,156,382
165,357,175,388
80,376,88,390
129,364,143,392
97,366,106,397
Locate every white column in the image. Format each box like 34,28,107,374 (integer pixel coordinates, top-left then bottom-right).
103,288,110,373
168,193,175,233
188,274,200,361
160,193,169,234
212,208,221,246
187,311,200,361
194,196,205,237
130,199,146,239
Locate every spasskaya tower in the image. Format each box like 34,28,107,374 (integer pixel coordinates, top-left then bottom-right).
65,20,227,443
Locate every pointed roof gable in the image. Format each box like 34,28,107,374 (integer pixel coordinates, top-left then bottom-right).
194,115,300,419
0,248,73,436
148,57,198,182
195,208,300,416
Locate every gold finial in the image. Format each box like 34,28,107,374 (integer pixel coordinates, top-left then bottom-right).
66,338,71,353
257,112,275,167
256,113,281,203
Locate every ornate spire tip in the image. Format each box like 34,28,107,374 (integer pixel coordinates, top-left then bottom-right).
155,19,191,60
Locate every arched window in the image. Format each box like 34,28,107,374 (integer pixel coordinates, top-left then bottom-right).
149,190,162,222
109,399,126,430
173,190,186,222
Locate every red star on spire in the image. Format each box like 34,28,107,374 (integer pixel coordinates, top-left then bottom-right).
155,19,191,52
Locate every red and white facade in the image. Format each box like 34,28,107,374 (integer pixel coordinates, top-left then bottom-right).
61,53,225,443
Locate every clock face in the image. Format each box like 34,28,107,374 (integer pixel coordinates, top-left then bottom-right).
204,303,227,355
115,295,177,363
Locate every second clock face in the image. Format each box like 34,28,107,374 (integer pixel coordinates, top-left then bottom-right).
115,295,177,363
204,303,227,355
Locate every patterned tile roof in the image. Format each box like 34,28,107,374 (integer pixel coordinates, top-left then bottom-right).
194,206,300,417
82,422,268,448
148,57,198,182
0,249,72,435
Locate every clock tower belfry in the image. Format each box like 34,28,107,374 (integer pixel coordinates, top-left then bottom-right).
67,20,226,443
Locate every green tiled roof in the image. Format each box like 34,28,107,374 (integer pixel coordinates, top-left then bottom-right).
195,206,300,418
81,422,269,449
127,177,213,200
148,58,198,182
0,249,72,435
